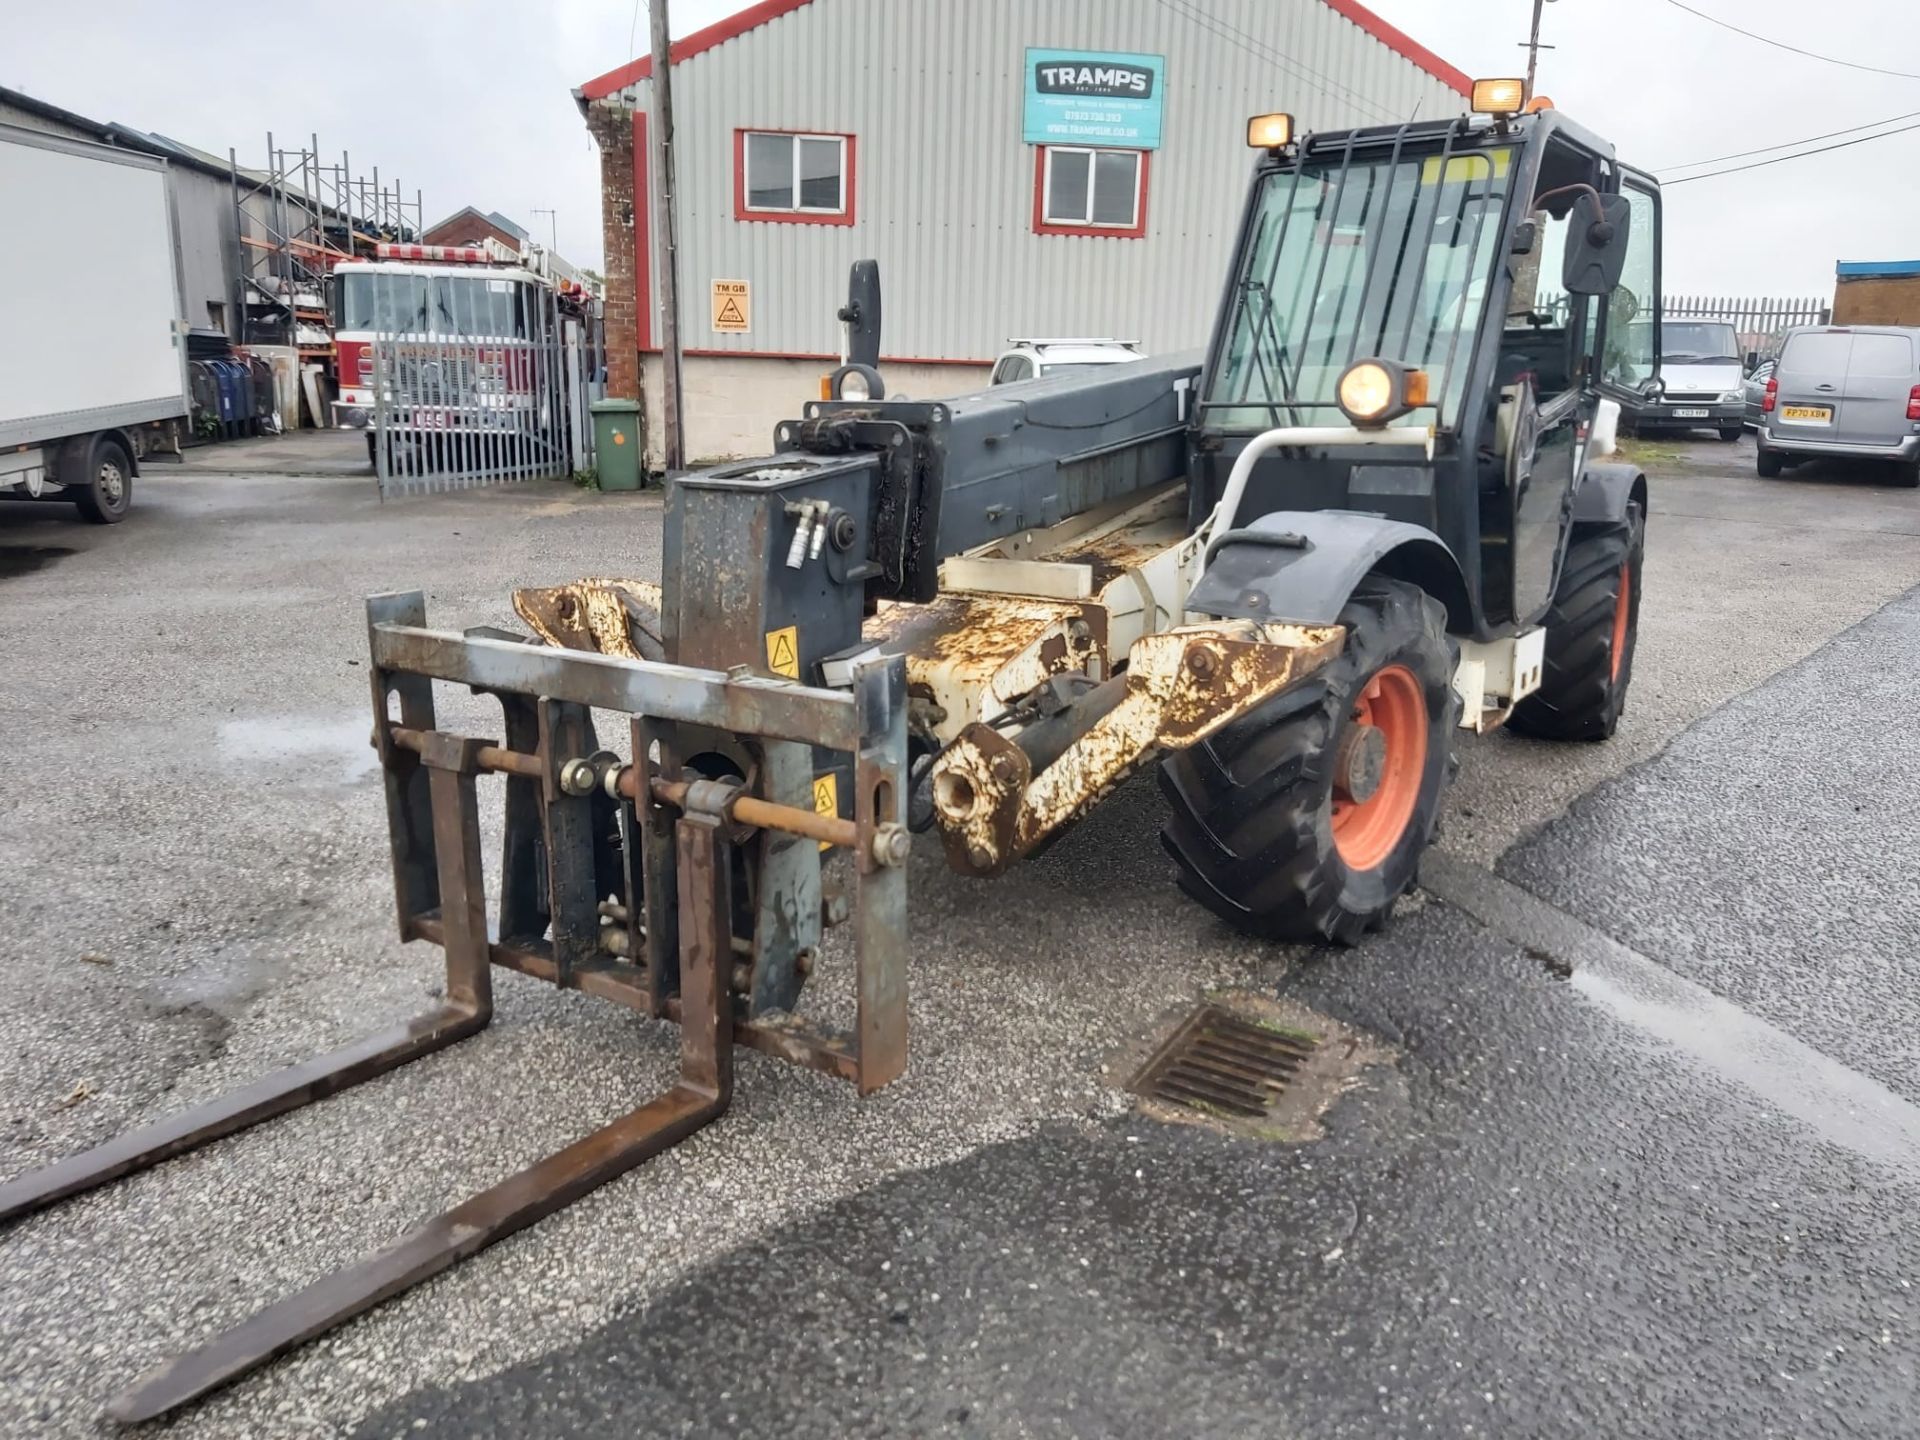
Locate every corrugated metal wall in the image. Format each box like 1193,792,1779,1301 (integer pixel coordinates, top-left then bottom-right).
610,0,1463,361
167,164,239,330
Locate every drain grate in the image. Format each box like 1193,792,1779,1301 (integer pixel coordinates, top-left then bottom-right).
1129,1004,1318,1119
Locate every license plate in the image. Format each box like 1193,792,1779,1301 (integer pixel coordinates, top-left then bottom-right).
1672,408,1710,419
1779,404,1832,424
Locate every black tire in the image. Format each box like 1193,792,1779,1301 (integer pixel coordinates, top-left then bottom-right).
71,438,132,524
1158,579,1459,945
1718,426,1743,443
1507,504,1644,743
1757,448,1784,478
1896,460,1920,489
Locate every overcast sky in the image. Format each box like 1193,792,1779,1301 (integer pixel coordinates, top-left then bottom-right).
8,0,1914,298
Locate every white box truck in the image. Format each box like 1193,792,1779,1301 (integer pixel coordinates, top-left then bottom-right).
0,123,190,522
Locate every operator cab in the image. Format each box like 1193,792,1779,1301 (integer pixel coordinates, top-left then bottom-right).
1197,89,1663,640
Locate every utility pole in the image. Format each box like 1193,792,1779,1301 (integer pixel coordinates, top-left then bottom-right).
530,207,558,251
1522,0,1558,100
649,0,686,473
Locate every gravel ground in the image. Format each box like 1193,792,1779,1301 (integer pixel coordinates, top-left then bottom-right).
2,432,1918,1436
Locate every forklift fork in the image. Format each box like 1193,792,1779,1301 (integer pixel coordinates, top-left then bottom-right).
0,591,910,1424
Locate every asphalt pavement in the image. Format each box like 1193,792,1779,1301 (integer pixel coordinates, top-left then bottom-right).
3,432,1919,1438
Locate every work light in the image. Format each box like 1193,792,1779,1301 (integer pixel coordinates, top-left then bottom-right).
829,362,886,402
1471,78,1527,115
1247,113,1294,150
1337,359,1429,428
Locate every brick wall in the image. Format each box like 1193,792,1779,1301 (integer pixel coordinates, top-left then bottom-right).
589,102,642,404
1833,275,1920,328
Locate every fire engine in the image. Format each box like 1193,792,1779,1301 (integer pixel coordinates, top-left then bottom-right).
329,240,598,470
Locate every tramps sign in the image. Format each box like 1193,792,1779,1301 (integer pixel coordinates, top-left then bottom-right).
1023,48,1166,150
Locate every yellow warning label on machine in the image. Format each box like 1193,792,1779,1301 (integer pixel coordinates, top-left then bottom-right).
812,773,838,850
765,625,799,677
711,279,750,332
1420,149,1511,185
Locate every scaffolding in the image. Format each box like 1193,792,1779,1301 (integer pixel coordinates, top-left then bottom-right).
230,134,422,370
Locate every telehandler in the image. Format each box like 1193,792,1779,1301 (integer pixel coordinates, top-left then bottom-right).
0,81,1664,1421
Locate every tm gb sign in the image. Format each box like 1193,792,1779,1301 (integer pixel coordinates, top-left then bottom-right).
1023,48,1165,150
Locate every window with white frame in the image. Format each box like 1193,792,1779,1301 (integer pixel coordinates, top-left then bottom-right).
743,131,848,215
1041,146,1142,229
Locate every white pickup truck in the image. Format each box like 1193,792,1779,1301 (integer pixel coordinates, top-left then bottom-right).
0,123,189,522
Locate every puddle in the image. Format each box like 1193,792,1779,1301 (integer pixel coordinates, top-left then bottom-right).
1424,850,1920,1181
217,715,380,783
0,546,75,579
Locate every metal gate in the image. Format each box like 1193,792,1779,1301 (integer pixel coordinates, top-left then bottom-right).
1662,294,1832,360
368,269,600,498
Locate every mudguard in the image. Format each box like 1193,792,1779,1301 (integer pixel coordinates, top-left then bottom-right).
1572,462,1647,526
1189,511,1471,630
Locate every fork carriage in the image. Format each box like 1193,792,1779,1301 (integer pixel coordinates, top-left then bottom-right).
0,591,912,1422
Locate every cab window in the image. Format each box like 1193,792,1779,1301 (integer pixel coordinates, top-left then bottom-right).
1500,138,1603,401
1601,183,1660,390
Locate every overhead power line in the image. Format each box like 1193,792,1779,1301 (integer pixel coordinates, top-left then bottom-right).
1151,0,1401,126
1662,0,1920,82
1663,115,1920,185
1661,107,1920,172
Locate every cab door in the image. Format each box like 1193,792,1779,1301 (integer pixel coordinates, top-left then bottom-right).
1508,149,1663,625
1595,168,1665,408
1510,166,1659,626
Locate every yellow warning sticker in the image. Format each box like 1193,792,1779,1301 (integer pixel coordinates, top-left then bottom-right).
1420,150,1511,185
765,624,799,678
812,773,838,850
711,279,750,333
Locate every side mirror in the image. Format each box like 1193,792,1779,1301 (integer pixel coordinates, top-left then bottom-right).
837,260,882,369
1744,350,1760,372
1561,192,1632,296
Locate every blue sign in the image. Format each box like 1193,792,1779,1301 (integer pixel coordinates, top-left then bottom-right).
1023,48,1165,151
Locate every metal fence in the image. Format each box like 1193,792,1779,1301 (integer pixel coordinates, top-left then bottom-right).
368,271,601,499
1662,294,1832,360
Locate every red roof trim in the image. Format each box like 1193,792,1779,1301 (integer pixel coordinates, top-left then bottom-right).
1319,0,1472,97
579,0,816,100
580,0,1469,104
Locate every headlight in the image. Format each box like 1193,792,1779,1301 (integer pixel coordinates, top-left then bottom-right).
828,362,886,403
1721,389,1744,404
1336,358,1429,428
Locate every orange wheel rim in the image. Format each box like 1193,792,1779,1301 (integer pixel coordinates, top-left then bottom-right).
1330,664,1428,872
1610,562,1632,682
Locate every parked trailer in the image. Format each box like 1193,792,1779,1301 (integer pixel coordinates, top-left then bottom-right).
0,125,190,523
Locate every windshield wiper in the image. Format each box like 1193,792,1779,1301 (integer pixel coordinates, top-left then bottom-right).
1237,277,1306,428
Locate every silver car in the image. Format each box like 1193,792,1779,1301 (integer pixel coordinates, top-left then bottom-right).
1757,325,1920,486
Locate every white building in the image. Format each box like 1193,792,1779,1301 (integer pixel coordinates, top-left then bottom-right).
576,0,1469,466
